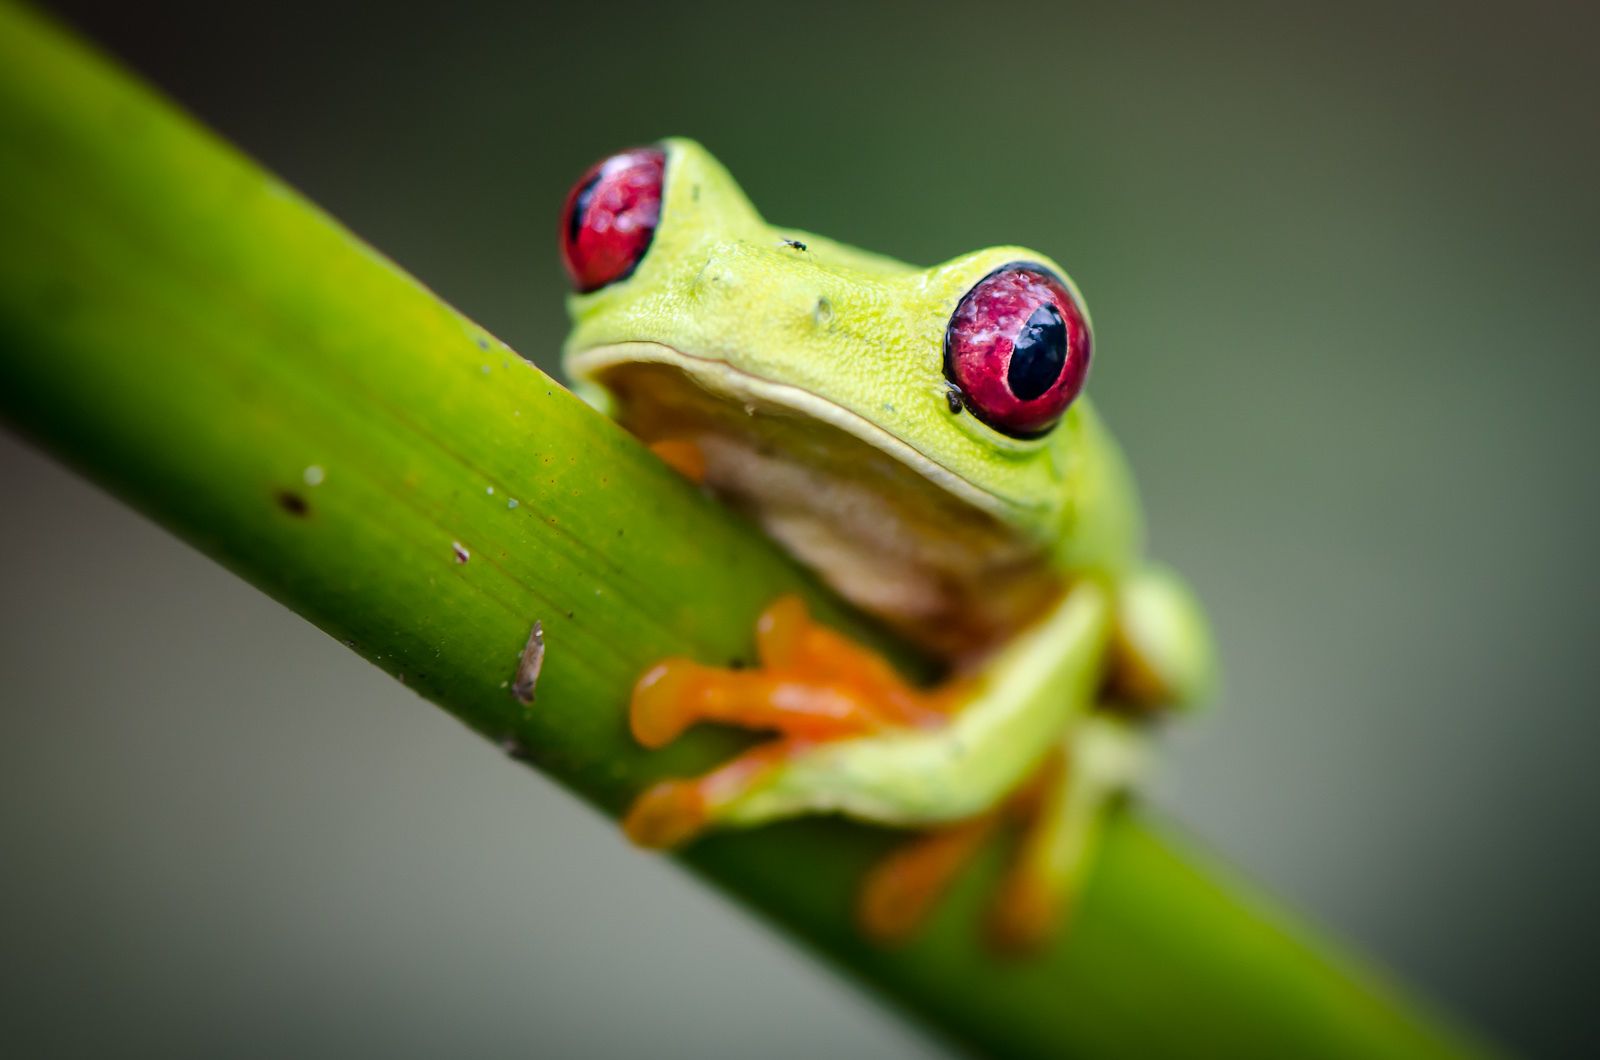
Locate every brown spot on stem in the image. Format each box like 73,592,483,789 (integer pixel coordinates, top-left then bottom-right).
512,620,545,705
500,734,534,762
275,490,309,516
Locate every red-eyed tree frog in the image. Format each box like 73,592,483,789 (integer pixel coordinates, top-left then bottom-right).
559,140,1212,950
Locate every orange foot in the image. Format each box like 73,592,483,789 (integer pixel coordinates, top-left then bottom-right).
621,595,944,848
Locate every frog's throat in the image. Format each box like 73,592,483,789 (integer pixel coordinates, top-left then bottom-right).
566,340,1037,525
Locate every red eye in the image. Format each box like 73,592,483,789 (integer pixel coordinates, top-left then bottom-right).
943,265,1091,437
559,147,666,293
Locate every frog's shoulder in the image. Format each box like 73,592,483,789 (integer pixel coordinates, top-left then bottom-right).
1048,398,1144,578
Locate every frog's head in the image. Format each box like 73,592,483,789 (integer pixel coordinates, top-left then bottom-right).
560,140,1122,650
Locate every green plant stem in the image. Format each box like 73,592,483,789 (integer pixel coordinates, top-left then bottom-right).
0,5,1476,1057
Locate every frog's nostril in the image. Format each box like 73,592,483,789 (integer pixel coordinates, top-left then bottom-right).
560,147,666,293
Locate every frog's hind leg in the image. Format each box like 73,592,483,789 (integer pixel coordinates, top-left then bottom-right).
986,717,1145,952
855,757,1060,945
852,719,1142,951
856,812,1003,945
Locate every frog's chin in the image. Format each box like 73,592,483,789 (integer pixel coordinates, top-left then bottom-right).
566,340,1023,521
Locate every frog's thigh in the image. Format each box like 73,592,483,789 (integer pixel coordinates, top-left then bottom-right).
710,581,1114,830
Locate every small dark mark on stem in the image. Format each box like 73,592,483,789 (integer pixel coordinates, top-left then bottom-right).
275,490,309,516
499,734,534,762
512,620,545,705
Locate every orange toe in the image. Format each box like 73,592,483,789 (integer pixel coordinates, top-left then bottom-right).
754,595,810,669
622,779,708,849
630,660,700,749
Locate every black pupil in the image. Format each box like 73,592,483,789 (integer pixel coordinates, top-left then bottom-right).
567,172,600,247
1007,302,1067,401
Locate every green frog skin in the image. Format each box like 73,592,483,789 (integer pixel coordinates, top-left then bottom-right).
558,140,1212,949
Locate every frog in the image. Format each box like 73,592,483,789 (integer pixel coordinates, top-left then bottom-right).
557,139,1213,951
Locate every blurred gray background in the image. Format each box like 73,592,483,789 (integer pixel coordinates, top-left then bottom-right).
3,1,1597,1055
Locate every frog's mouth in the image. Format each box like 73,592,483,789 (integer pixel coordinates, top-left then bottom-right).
567,341,1026,517
567,341,1059,659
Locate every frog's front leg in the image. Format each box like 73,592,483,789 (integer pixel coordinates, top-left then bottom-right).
621,582,1116,901
627,595,946,755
